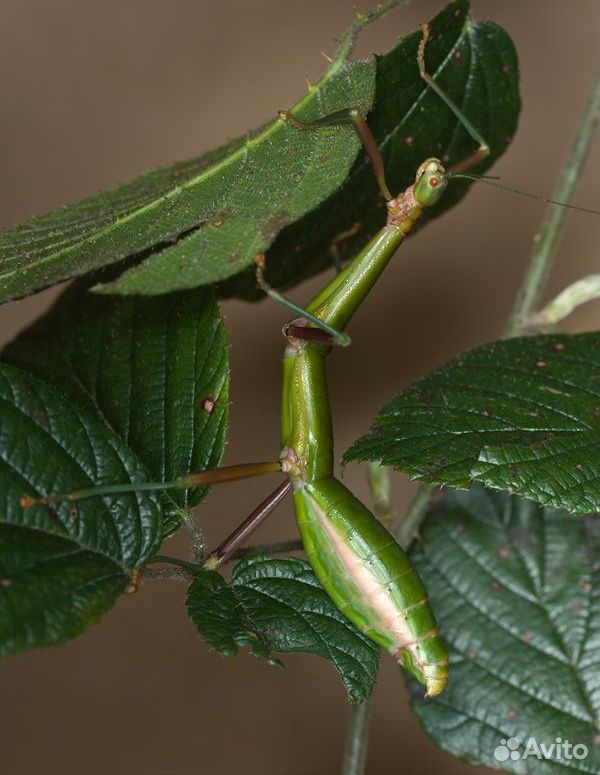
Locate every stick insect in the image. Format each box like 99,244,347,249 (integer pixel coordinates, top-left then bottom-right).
19,25,597,698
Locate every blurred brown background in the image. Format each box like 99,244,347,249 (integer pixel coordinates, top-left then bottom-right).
0,1,598,773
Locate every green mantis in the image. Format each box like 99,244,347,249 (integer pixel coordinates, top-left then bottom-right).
274,156,452,697
22,23,582,697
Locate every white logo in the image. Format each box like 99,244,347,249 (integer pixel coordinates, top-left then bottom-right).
493,738,520,762
493,737,589,763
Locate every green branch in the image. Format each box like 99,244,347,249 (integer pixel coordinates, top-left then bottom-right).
341,699,374,775
147,555,200,574
367,462,393,524
392,483,437,550
506,69,600,337
141,567,193,583
528,274,600,327
335,0,415,64
230,539,303,562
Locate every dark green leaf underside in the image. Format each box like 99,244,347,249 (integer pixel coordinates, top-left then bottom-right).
408,487,599,775
0,364,162,656
186,556,379,703
0,11,377,302
0,0,520,303
345,333,600,515
4,283,229,535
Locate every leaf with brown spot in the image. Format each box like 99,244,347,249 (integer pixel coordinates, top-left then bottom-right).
4,280,229,536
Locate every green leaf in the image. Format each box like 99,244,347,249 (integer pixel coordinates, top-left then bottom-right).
221,0,520,299
4,283,229,536
186,556,380,702
408,487,599,775
0,8,378,303
0,525,127,658
345,333,600,516
0,364,162,657
0,0,520,303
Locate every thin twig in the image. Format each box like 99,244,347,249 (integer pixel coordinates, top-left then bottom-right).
178,508,206,564
528,274,600,328
341,699,373,775
367,462,393,524
229,539,303,563
333,0,414,66
391,483,436,550
147,554,200,574
505,69,600,338
141,567,193,583
144,541,303,586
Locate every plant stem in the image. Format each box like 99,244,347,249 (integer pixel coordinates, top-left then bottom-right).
528,274,600,327
141,567,193,583
341,700,373,775
392,483,436,550
147,554,200,574
178,509,206,564
505,69,600,338
147,540,305,582
230,538,303,562
335,0,414,64
367,462,393,524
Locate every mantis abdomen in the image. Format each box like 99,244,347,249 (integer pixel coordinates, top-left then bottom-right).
293,477,448,696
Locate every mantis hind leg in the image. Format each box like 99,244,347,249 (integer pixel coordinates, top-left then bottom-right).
204,480,293,569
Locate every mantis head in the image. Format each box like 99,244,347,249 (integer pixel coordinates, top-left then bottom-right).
412,158,448,208
386,157,448,231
